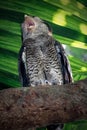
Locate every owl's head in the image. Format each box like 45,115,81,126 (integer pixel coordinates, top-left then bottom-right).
22,15,52,42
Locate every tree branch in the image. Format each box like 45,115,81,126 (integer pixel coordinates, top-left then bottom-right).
0,79,87,130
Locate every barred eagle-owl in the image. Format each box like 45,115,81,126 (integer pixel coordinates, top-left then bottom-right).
18,15,73,130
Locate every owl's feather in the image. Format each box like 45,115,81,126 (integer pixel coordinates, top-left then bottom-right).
18,15,73,130
18,37,73,86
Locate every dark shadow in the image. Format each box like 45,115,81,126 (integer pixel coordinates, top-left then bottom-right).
0,47,18,59
0,83,12,90
0,0,58,23
77,0,87,7
0,8,24,23
0,28,20,37
0,69,20,89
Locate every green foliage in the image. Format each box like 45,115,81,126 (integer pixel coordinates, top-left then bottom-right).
64,120,87,130
0,0,87,129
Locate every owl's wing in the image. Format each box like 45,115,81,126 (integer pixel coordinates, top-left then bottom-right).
18,46,29,87
54,40,73,84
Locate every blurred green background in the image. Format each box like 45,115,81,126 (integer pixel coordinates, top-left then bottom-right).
0,0,87,130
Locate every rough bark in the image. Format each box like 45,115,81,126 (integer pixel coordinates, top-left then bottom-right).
0,79,87,130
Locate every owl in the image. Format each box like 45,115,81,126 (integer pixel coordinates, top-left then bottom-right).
18,15,73,130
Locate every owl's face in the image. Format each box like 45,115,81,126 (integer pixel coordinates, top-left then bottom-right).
22,15,52,41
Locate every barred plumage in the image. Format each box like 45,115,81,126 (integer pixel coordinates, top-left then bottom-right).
18,15,73,130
